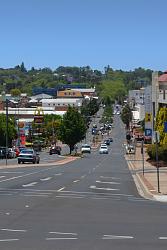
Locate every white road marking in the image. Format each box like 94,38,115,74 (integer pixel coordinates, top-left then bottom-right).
46,237,77,240
58,187,65,191
55,195,83,199
22,182,38,187
1,228,27,232
73,180,80,183
40,177,52,181
24,191,51,195
100,176,121,180
90,185,119,191
49,232,77,235
0,172,24,174
96,180,120,185
22,194,48,197
81,175,86,178
102,235,134,239
54,173,62,176
0,176,5,179
159,237,167,240
0,239,19,242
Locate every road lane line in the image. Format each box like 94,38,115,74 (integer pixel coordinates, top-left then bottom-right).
58,187,65,191
1,228,27,232
22,182,38,187
90,186,119,191
0,176,5,179
159,237,167,240
0,239,19,242
40,177,52,181
96,181,120,185
46,237,77,240
49,232,77,235
81,175,86,178
102,235,134,239
73,180,80,183
55,195,83,199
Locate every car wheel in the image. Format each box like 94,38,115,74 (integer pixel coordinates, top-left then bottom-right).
18,161,21,164
33,160,36,164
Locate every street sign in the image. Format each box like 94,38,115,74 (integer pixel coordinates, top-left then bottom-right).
34,115,44,124
164,121,167,133
145,128,152,137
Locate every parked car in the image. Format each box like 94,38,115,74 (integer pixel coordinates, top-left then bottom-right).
109,137,113,142
99,144,108,154
49,146,61,155
8,148,16,158
103,139,110,145
18,149,40,164
0,147,7,159
81,144,91,153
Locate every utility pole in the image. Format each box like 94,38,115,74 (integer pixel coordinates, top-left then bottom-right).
155,131,160,193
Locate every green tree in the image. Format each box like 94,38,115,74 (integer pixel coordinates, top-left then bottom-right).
10,88,21,97
0,114,17,146
58,107,87,154
121,104,132,129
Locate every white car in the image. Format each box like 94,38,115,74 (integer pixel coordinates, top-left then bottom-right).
99,145,108,154
81,144,91,153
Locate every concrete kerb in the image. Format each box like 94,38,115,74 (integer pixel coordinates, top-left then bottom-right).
0,156,80,169
126,154,156,201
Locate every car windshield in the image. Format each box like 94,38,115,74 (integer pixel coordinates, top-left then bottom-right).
21,150,34,154
82,145,90,148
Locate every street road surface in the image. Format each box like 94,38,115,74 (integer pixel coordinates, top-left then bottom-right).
0,115,167,249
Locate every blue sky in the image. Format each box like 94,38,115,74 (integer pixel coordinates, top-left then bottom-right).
1,0,167,71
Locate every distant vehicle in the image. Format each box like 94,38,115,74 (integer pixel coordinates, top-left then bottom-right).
99,145,108,154
49,146,61,155
93,124,97,128
81,144,91,154
109,137,113,142
103,139,110,145
18,149,40,164
125,144,135,154
0,147,7,159
92,128,97,135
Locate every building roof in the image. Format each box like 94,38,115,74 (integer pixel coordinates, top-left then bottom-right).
70,88,95,93
31,93,53,100
158,71,167,82
41,98,82,104
57,90,83,98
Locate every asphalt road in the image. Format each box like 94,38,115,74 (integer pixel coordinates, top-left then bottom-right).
0,115,167,249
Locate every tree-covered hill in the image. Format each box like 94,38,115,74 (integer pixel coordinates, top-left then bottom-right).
0,63,156,101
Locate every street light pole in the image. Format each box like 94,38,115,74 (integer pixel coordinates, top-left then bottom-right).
5,99,9,166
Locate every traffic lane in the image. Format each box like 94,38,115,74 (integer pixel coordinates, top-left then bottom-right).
63,146,139,198
0,190,167,250
0,151,100,191
0,150,67,167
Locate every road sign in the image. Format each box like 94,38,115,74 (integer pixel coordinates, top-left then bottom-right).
145,129,152,137
164,122,167,133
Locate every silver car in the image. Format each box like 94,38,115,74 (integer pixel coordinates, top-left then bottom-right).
18,149,40,164
99,145,108,154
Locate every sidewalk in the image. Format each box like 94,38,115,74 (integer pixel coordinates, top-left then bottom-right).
126,144,167,202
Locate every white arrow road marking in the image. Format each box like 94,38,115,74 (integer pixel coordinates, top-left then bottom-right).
90,185,119,191
0,239,19,242
1,228,27,232
40,177,52,181
96,181,120,185
102,235,134,239
22,182,38,187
